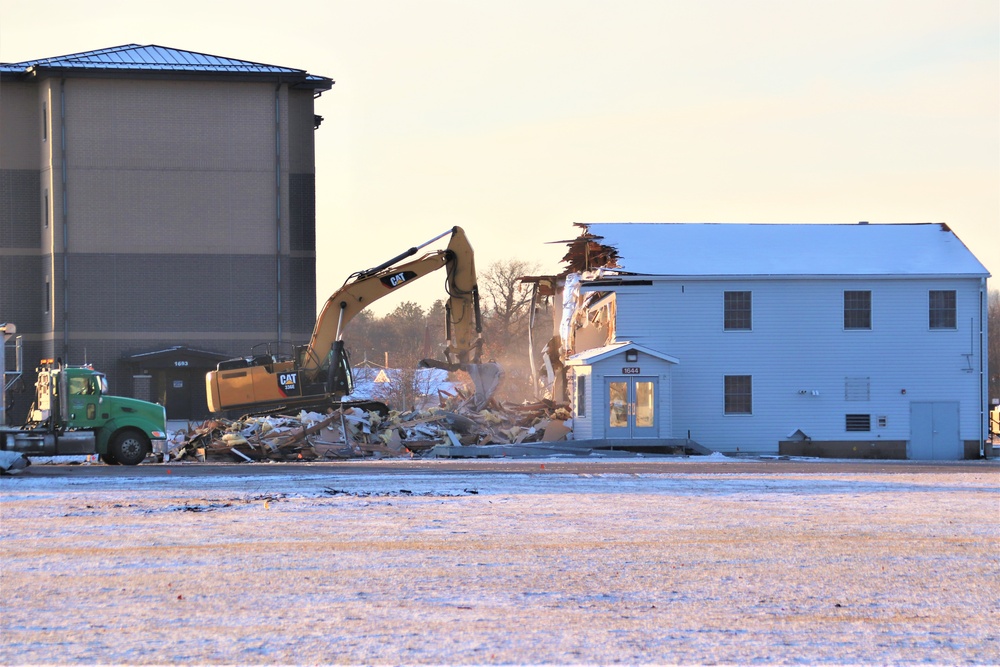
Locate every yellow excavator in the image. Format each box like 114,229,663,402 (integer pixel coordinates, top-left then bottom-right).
206,226,502,415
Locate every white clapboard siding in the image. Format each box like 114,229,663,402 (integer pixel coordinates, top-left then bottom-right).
569,367,594,441
610,276,986,454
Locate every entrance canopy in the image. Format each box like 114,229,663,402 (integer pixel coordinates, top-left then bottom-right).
567,341,679,367
127,346,229,370
566,341,678,441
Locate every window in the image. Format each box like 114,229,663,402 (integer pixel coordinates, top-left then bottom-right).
575,376,587,417
724,375,752,415
42,103,47,142
846,414,871,432
44,279,50,313
929,290,956,329
724,291,751,330
68,377,96,395
43,190,49,228
844,290,871,330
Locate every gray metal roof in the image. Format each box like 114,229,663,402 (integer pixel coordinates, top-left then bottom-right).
1,44,332,89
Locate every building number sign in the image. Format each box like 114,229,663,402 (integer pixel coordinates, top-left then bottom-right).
622,367,641,374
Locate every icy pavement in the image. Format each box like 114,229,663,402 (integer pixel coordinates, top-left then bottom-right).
1,462,998,665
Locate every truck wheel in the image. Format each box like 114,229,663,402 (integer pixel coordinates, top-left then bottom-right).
110,430,149,466
100,451,120,465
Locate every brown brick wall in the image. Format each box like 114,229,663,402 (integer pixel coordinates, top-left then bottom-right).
287,255,317,333
289,173,316,252
1,169,40,248
64,252,277,332
0,253,44,332
287,89,317,173
0,81,41,169
1,72,319,395
59,78,277,255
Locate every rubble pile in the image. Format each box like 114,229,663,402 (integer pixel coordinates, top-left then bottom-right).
162,395,573,463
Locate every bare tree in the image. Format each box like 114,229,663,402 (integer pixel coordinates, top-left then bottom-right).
477,259,556,402
343,301,447,370
375,367,446,413
341,259,555,405
422,299,447,361
382,301,428,368
480,259,539,351
341,310,379,365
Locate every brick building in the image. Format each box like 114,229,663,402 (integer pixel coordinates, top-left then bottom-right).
1,45,333,419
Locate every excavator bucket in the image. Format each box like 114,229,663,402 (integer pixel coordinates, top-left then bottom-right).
463,362,504,410
420,360,504,410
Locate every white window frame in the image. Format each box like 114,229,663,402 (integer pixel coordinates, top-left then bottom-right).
843,289,872,331
928,290,957,330
723,375,753,416
723,290,752,332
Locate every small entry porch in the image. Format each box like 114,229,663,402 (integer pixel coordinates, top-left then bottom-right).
566,341,682,443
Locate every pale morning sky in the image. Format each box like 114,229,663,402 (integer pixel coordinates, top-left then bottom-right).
3,0,997,315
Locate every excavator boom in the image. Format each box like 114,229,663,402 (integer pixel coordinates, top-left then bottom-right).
206,226,499,414
302,226,482,375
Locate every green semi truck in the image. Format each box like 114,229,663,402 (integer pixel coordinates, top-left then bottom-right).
1,358,167,466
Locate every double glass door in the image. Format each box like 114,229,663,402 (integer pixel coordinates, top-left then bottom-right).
606,376,658,438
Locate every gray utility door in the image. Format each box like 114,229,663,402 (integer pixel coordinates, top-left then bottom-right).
910,401,961,460
606,376,658,438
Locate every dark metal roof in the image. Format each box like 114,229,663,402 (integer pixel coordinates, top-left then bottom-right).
1,44,332,89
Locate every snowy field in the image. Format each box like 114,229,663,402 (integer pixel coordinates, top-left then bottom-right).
1,459,998,665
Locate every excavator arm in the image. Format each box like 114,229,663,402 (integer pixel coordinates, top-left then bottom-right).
207,226,501,414
300,226,483,377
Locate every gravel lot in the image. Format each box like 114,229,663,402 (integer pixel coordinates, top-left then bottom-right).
1,459,998,665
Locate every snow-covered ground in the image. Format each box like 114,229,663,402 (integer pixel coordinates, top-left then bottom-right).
1,460,998,665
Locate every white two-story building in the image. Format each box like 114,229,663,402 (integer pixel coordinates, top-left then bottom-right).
563,223,991,460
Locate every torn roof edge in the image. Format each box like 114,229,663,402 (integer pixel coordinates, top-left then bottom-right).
570,222,990,278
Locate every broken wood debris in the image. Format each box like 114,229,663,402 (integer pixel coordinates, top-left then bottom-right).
163,395,574,463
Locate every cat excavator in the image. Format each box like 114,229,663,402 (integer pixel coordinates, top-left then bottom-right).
206,226,502,415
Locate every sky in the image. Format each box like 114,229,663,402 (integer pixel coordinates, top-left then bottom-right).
2,0,997,316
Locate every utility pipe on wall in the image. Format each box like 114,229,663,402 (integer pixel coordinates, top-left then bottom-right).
59,79,69,360
979,281,986,457
275,83,283,345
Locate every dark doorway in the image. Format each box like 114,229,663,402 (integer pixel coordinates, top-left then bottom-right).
127,346,229,421
157,368,205,421
165,372,189,413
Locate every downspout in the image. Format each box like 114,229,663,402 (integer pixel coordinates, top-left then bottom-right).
60,79,69,360
275,83,283,344
979,279,986,457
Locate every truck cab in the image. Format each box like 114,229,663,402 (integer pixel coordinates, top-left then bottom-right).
2,360,167,465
